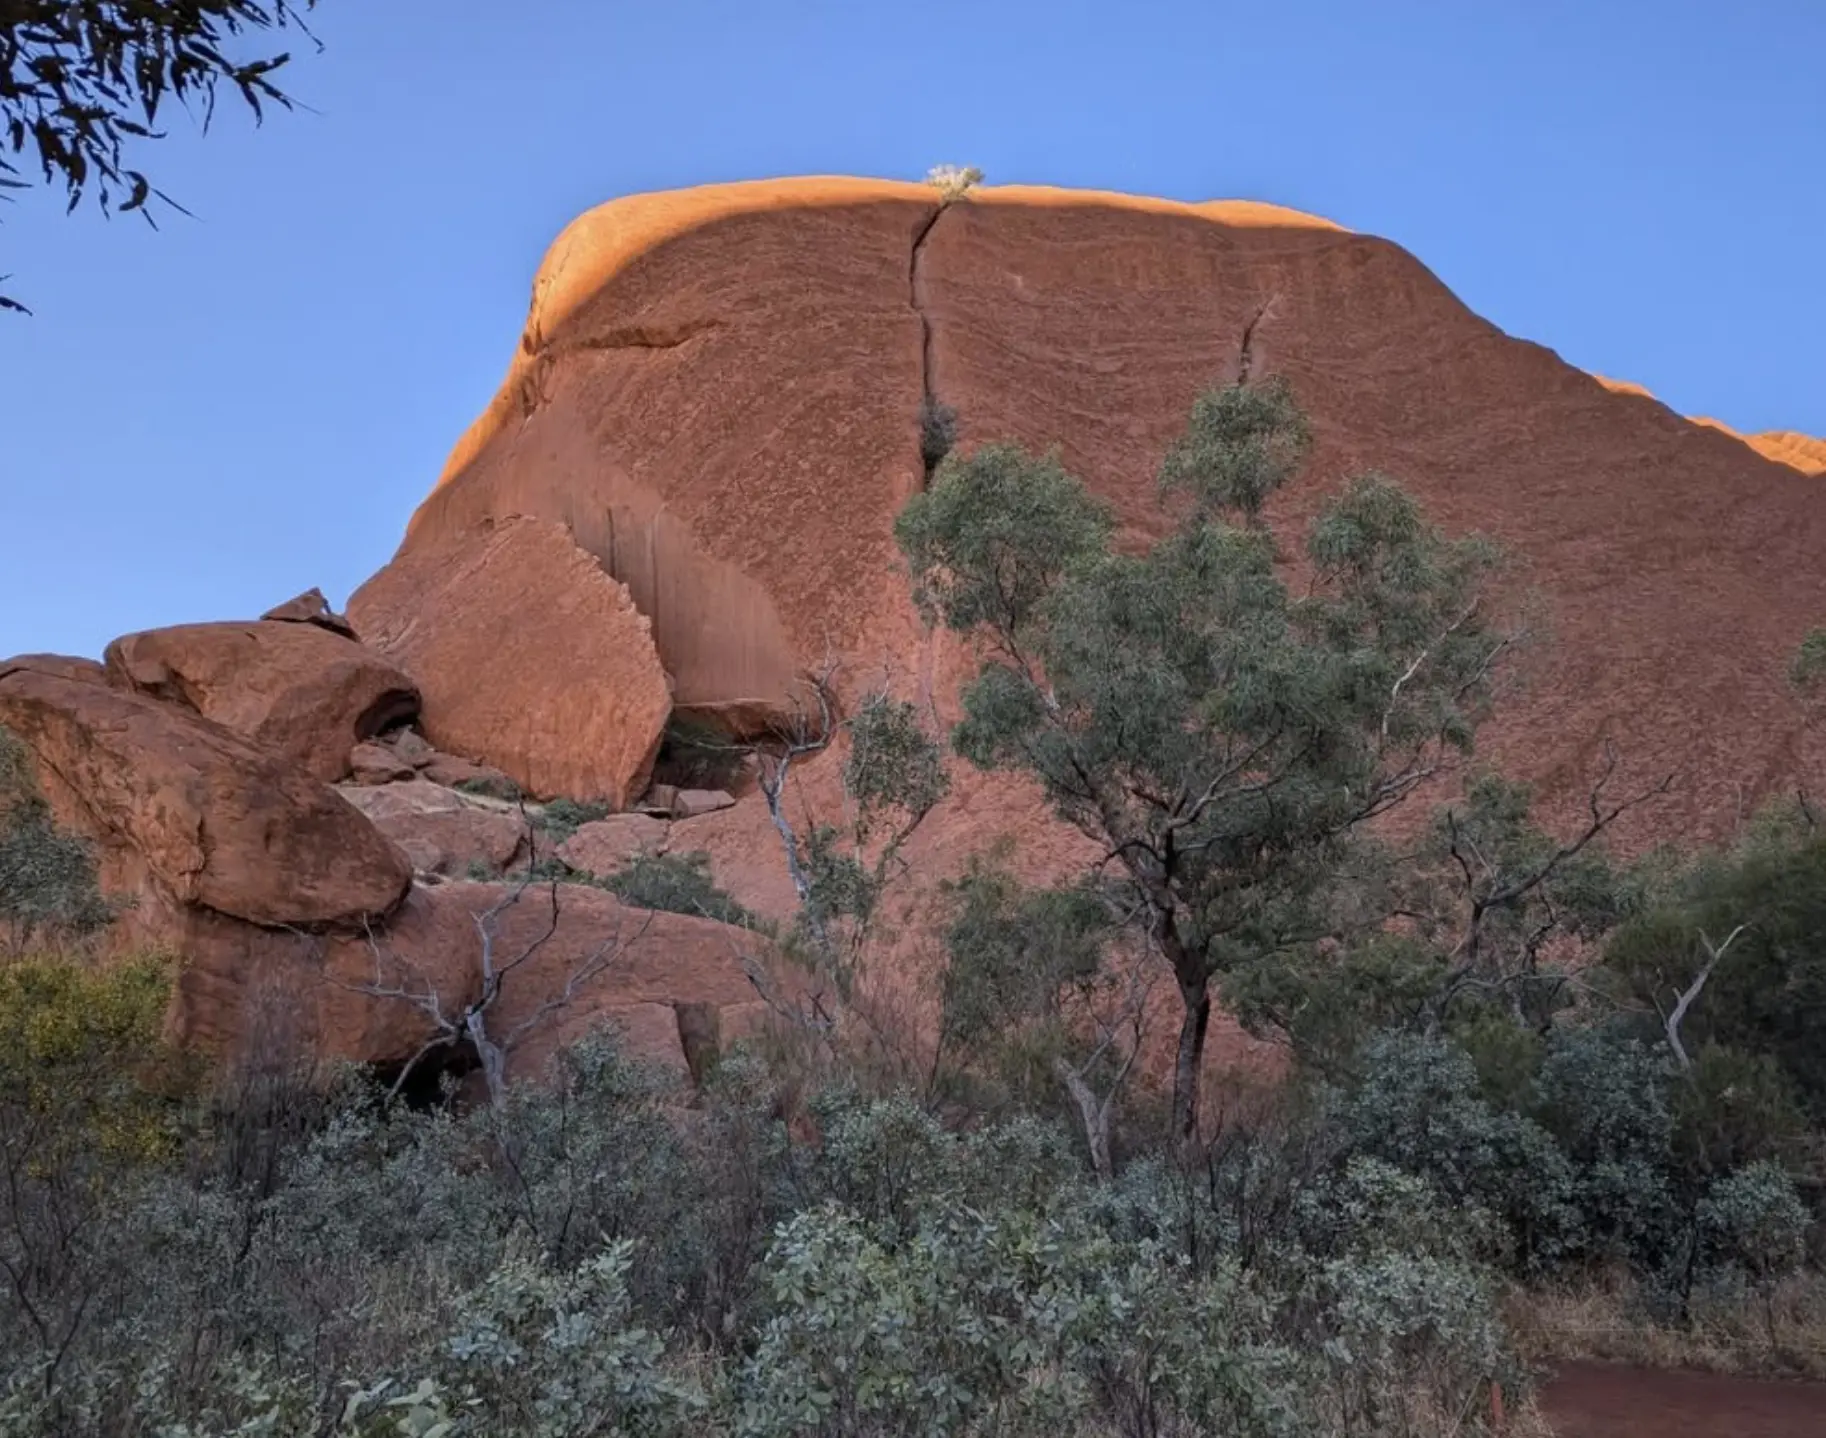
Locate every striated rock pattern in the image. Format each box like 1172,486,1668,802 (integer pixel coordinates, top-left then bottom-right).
372,177,1826,850
349,517,672,806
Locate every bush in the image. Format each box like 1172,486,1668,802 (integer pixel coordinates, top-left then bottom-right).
0,725,116,951
606,850,753,927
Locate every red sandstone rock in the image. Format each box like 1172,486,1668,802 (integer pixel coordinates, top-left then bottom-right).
261,586,359,639
337,779,530,876
0,667,411,929
557,813,669,875
0,653,108,685
371,177,1826,852
318,880,784,1075
103,621,419,783
348,517,672,806
348,741,416,786
669,788,737,820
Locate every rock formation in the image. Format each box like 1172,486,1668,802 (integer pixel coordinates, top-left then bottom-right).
348,516,673,806
11,177,1826,1092
361,177,1826,858
103,620,420,783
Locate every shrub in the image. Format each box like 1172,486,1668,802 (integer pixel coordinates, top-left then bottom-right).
924,163,983,199
0,725,117,951
606,850,753,927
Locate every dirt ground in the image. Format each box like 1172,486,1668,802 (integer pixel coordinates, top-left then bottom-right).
1540,1362,1826,1436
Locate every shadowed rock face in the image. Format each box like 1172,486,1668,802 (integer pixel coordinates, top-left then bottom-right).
365,177,1826,850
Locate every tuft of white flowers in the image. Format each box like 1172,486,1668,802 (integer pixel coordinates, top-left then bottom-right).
925,164,984,200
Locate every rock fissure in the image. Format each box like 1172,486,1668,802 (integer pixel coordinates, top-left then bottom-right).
910,201,950,486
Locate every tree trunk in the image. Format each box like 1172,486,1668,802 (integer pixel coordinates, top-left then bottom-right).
1172,971,1211,1149
1054,1057,1114,1182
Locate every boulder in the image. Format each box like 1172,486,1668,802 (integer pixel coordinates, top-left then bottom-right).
103,620,419,783
670,787,737,820
261,586,359,640
337,779,530,877
347,517,672,806
557,813,669,876
0,666,411,929
0,653,108,686
381,726,437,768
349,741,416,786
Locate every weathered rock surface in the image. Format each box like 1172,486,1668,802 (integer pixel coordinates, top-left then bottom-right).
316,881,782,1076
669,787,737,820
557,813,669,875
261,586,359,639
348,517,672,806
373,177,1826,850
337,779,530,877
0,653,107,685
348,741,416,786
103,621,419,783
0,667,412,929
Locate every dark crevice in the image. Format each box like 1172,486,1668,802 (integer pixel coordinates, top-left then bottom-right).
911,203,956,486
1236,293,1281,386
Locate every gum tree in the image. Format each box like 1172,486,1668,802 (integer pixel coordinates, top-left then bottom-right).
896,378,1508,1142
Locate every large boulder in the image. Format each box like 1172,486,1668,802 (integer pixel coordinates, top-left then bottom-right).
348,516,672,806
0,666,411,929
261,586,360,639
367,176,1826,850
336,779,530,877
103,620,419,783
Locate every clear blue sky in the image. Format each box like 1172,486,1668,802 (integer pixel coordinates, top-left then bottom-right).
3,0,1821,660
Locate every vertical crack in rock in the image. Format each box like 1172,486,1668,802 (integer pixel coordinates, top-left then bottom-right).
911,203,954,487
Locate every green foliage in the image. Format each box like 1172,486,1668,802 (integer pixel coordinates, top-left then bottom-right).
897,378,1505,1135
937,856,1112,1057
1157,374,1311,520
1605,808,1826,1120
924,163,983,199
1790,628,1826,693
1,0,320,314
533,797,612,845
606,850,754,927
895,442,1113,643
0,726,117,950
918,395,959,472
1697,1161,1810,1286
843,694,950,839
455,772,524,802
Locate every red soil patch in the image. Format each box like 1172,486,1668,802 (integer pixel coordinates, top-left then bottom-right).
1540,1362,1826,1437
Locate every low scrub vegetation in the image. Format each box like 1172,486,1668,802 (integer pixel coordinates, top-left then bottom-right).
3,376,1824,1434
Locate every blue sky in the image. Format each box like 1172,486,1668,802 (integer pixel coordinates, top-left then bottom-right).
3,0,1821,660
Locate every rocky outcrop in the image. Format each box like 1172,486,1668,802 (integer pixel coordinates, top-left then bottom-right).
348,517,672,806
372,177,1826,851
261,586,359,639
0,667,412,929
103,620,419,783
336,779,530,877
0,653,107,685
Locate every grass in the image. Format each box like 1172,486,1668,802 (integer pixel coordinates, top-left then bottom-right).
1504,1270,1826,1382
